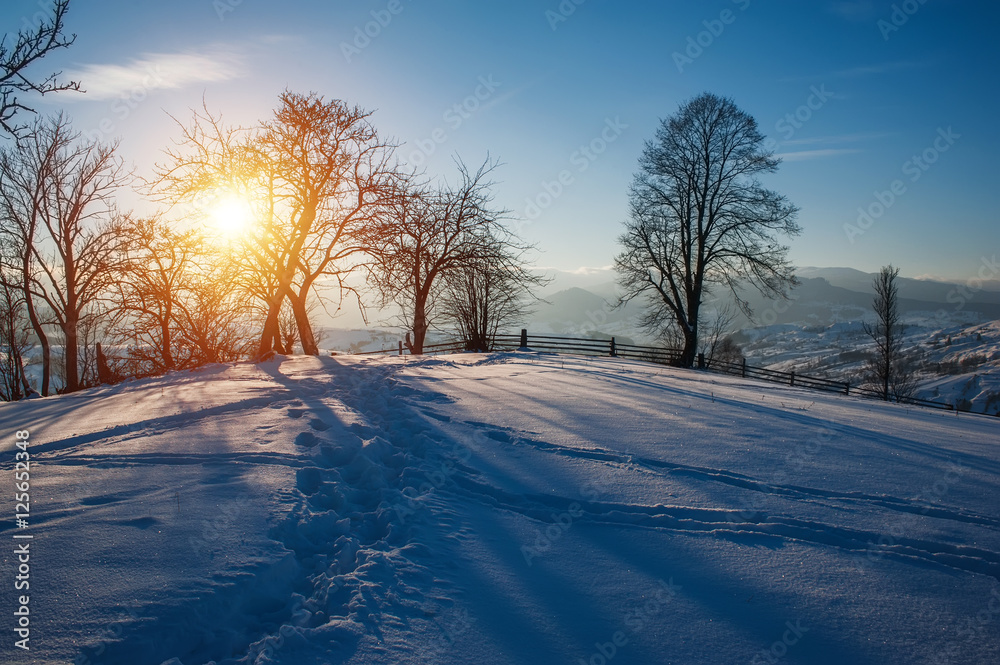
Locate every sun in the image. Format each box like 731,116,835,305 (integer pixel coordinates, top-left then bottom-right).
209,194,253,237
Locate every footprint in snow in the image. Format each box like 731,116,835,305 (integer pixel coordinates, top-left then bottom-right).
296,467,323,495
309,418,331,431
295,431,320,448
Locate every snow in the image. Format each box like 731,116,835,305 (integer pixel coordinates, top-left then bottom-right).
2,352,999,664
742,316,1000,415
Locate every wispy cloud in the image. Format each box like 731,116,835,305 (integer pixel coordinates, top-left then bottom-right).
567,265,614,275
776,148,863,162
780,131,894,147
537,265,614,276
779,60,928,84
831,60,926,78
65,47,246,101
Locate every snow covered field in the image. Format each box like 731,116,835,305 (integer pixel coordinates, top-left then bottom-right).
2,352,999,664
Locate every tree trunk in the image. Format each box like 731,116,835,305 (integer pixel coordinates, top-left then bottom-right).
411,291,430,355
21,252,50,396
680,329,698,368
64,314,80,392
161,304,174,371
882,354,890,401
96,342,114,384
290,291,318,356
23,290,50,396
676,301,699,368
255,295,284,359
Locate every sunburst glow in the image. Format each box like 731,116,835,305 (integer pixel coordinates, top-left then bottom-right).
209,195,253,237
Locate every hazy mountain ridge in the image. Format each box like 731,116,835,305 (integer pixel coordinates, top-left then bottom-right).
523,268,1000,414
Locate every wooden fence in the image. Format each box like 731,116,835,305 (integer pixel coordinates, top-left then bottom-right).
350,329,965,413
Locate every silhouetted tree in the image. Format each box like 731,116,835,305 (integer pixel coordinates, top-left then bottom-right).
367,159,513,355
109,217,199,374
1,0,79,136
615,93,800,367
439,232,548,352
701,302,738,366
152,92,396,359
0,269,32,400
0,114,127,393
863,265,915,401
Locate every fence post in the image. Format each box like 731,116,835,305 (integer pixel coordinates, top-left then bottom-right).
697,353,705,369
844,382,849,396
790,370,795,387
519,329,528,349
398,341,403,356
610,337,617,357
741,358,746,378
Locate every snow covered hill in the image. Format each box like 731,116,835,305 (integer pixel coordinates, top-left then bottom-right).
1,353,998,664
742,318,1000,415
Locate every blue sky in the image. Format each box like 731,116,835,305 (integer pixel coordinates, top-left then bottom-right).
5,0,998,282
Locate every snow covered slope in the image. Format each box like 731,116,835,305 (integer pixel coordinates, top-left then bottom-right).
743,318,1000,415
1,353,998,664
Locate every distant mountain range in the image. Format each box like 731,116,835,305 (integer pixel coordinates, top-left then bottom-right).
526,267,1000,341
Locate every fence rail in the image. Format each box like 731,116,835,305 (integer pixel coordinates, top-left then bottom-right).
706,358,955,411
348,329,971,414
351,339,468,357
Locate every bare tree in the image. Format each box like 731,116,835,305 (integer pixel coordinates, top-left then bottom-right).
172,264,257,366
700,302,738,366
109,217,200,374
151,92,397,359
109,216,259,376
615,93,800,367
439,232,548,352
862,265,915,401
1,0,80,136
368,159,510,355
0,113,127,393
0,269,33,400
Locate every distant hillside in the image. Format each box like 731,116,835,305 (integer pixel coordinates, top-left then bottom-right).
797,267,1000,307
